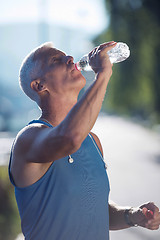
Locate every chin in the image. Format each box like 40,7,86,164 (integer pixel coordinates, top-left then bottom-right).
79,75,86,89
73,72,86,83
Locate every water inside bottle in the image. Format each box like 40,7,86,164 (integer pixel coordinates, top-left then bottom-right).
76,42,130,71
107,42,130,63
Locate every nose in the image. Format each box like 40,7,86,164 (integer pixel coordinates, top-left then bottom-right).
66,56,74,64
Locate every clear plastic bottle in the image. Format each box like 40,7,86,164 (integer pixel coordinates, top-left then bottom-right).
75,42,130,71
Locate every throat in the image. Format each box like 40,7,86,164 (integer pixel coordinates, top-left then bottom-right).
40,103,76,127
40,94,77,126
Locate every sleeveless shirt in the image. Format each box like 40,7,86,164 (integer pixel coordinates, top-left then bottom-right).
9,120,110,240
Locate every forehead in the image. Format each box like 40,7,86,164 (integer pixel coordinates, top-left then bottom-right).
34,47,66,61
45,47,66,57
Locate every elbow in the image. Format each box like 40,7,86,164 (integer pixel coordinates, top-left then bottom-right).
57,123,84,155
65,133,82,154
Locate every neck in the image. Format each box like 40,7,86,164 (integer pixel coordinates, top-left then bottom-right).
39,94,78,126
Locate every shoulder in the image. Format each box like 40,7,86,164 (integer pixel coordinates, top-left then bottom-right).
89,132,103,157
10,123,52,187
12,123,50,158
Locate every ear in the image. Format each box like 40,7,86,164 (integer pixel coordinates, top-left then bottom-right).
30,79,47,93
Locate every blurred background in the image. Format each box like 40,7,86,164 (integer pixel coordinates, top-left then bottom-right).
0,0,160,239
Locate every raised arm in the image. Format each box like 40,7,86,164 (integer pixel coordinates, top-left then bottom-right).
14,42,117,164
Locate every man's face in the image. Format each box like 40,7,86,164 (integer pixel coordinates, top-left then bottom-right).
37,47,86,96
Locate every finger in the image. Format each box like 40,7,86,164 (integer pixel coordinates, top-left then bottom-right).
148,202,159,210
141,202,159,213
146,222,160,230
153,211,160,220
88,42,116,57
146,216,160,230
142,208,154,220
88,47,98,58
154,206,159,213
148,216,160,225
142,207,148,215
88,42,117,60
97,41,116,50
147,225,159,230
98,42,117,53
148,202,159,212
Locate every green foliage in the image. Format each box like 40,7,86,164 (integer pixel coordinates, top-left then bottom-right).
95,0,160,123
0,166,21,240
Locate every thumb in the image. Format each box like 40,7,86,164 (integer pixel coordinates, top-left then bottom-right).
142,207,148,215
142,207,154,220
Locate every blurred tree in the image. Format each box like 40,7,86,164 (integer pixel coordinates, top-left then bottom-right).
0,167,21,240
95,0,160,123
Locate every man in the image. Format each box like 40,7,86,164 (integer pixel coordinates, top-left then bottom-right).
9,41,160,239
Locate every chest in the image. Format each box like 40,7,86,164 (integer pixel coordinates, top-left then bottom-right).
50,135,110,199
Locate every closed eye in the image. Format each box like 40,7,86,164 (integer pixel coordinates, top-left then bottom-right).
50,57,62,66
52,57,60,62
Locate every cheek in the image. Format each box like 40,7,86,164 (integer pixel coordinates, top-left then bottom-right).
54,75,73,94
46,68,67,86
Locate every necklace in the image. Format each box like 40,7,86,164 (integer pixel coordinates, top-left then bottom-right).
68,155,74,163
39,118,74,163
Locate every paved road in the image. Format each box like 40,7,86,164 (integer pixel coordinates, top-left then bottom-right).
92,114,160,240
0,132,14,166
1,115,160,240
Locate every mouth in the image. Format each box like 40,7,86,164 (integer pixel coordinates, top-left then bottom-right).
70,63,81,73
71,64,78,72
75,63,81,71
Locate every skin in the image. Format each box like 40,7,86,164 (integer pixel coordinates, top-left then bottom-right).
10,42,160,231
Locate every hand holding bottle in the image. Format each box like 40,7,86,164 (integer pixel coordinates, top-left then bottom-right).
88,42,117,74
75,42,130,72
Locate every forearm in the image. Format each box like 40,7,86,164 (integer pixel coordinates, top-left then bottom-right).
56,42,117,150
29,70,112,163
26,72,110,163
109,200,160,231
40,42,116,160
61,71,111,147
109,200,131,230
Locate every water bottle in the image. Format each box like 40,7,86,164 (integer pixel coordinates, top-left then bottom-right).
75,42,130,71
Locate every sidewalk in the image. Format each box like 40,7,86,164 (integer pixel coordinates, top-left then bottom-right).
92,114,160,240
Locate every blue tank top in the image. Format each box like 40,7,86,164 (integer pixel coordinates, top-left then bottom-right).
9,120,110,240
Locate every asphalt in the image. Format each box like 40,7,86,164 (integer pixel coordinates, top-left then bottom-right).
92,114,160,240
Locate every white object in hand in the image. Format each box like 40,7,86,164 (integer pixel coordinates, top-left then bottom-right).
75,42,130,71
